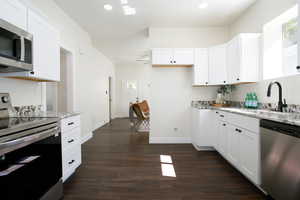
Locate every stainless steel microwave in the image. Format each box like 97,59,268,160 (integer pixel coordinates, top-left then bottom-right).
0,18,33,73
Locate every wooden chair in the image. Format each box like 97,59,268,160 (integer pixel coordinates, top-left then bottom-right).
131,100,150,132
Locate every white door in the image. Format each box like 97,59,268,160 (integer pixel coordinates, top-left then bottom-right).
0,0,27,30
193,48,209,85
227,125,240,167
239,128,259,184
152,48,173,65
173,48,194,65
227,38,241,84
218,121,228,157
28,10,60,81
209,45,227,85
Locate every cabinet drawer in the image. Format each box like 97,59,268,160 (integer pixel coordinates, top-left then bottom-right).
61,115,80,132
227,113,259,133
62,127,81,150
62,146,81,175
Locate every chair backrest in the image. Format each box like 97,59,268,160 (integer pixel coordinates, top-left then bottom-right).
132,103,145,120
138,100,150,113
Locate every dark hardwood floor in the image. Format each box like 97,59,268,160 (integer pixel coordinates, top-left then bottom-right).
63,118,266,200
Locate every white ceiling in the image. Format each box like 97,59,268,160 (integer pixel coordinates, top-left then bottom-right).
54,0,257,63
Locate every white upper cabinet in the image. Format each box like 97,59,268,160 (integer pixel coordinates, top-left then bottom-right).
27,10,60,81
0,0,27,30
152,48,194,65
173,48,194,65
193,48,209,85
209,44,227,85
227,34,261,84
152,48,173,65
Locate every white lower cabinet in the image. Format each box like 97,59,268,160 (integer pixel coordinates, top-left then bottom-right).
192,109,260,185
191,108,215,150
61,115,82,182
217,113,260,185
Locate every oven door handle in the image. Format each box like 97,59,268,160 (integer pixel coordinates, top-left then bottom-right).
0,127,59,155
20,36,25,62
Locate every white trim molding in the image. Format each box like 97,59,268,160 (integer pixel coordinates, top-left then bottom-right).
149,137,191,144
81,132,93,144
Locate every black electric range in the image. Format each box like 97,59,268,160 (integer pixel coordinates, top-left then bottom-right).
0,93,63,200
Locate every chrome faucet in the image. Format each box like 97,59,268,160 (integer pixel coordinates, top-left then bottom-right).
267,81,287,112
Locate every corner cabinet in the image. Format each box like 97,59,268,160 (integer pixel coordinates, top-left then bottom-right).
152,48,194,66
0,0,61,82
227,34,261,84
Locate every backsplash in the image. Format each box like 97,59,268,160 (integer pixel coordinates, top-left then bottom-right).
191,100,300,113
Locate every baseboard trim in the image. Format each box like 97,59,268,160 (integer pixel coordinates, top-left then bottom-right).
149,137,191,144
81,132,93,144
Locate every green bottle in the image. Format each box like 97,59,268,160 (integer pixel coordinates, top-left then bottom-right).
245,93,249,108
253,93,258,108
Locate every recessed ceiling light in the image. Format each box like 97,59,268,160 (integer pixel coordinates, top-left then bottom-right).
120,0,128,5
198,2,208,9
104,4,113,11
123,5,136,15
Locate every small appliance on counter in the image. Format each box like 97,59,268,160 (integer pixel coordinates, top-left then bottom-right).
0,93,63,200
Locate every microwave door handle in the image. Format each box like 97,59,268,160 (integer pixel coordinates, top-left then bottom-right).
20,36,25,62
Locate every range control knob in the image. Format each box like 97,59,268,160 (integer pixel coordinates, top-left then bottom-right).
1,96,9,103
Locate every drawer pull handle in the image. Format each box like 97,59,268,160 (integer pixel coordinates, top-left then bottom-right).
68,139,74,143
235,128,242,133
220,115,224,118
68,122,74,126
68,160,75,165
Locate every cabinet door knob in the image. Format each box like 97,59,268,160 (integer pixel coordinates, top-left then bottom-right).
174,61,176,64
170,61,173,64
297,66,300,70
205,82,208,85
220,115,224,118
223,81,226,84
223,124,226,126
237,78,240,81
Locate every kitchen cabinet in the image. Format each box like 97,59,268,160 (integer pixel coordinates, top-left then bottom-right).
61,115,82,182
191,108,215,150
215,111,260,185
209,45,227,85
239,128,259,184
27,10,60,81
217,120,228,158
191,108,261,185
0,6,61,82
152,48,194,65
193,48,209,86
0,0,27,30
227,124,240,167
227,34,261,84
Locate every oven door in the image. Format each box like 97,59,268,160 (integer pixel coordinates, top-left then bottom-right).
0,128,62,200
0,19,33,72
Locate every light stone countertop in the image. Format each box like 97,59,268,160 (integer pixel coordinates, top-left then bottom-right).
192,104,300,126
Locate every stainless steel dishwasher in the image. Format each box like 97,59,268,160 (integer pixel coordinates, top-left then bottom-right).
261,119,300,200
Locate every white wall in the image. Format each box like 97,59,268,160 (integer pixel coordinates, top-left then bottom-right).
229,0,299,104
0,0,116,138
148,27,228,143
115,62,151,118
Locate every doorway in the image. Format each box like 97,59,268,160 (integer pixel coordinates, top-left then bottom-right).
45,47,74,112
108,76,113,123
